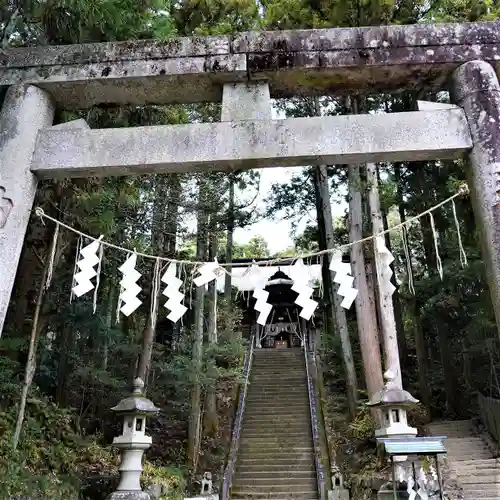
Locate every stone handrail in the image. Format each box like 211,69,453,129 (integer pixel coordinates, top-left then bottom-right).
304,337,327,500
478,392,500,444
221,334,255,500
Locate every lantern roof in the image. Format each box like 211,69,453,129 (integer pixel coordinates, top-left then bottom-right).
111,378,160,414
366,369,419,408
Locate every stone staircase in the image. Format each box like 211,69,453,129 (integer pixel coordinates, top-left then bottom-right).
231,347,318,499
427,419,500,499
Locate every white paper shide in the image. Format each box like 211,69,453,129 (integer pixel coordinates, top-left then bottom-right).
329,251,358,309
161,263,187,323
72,239,101,297
118,253,142,316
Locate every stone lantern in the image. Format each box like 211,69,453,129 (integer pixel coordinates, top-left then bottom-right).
108,378,160,500
367,370,419,441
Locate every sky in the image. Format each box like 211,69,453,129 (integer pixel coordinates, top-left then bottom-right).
232,105,347,254
233,166,347,253
186,105,348,255
233,166,310,254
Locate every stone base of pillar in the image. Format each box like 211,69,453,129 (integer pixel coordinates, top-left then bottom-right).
107,491,151,500
377,482,409,499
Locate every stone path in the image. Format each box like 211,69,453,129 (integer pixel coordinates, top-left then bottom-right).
231,348,318,499
427,420,500,499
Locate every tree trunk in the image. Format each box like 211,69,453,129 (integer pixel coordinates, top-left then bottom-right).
367,163,402,388
380,208,409,373
224,175,235,309
348,163,384,399
188,178,209,468
10,246,38,336
436,325,460,416
136,175,167,387
205,220,218,436
102,281,115,371
396,164,431,411
13,237,53,449
164,174,180,257
313,164,358,419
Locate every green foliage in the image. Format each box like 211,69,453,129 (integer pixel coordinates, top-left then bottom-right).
0,385,118,499
171,0,260,35
232,236,270,259
142,462,187,500
346,406,375,441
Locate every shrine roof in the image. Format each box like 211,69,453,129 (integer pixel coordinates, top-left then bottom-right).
1,21,499,108
215,263,322,292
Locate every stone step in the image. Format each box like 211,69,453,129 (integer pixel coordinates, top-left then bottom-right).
462,484,500,494
454,465,500,474
252,366,306,370
446,441,489,449
239,445,314,455
234,475,316,486
451,459,500,467
245,397,309,404
427,421,474,433
232,487,318,496
243,415,311,422
233,497,317,500
246,394,309,400
459,473,500,483
252,365,305,370
235,470,316,479
245,400,309,407
238,455,314,465
253,360,305,364
254,350,303,355
251,376,306,380
244,406,310,414
251,368,305,373
242,418,311,427
246,389,308,396
242,430,311,438
248,381,307,387
240,440,313,450
237,448,314,459
236,464,316,474
425,420,500,499
244,404,310,412
445,437,486,443
450,453,495,461
243,418,311,427
232,493,317,499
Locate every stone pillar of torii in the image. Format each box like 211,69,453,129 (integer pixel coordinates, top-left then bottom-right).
1,24,500,399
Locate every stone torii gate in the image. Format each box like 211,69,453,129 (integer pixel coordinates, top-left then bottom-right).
1,20,500,346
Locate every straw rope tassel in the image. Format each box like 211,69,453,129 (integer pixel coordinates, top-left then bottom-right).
429,212,443,280
452,199,468,268
45,224,59,290
401,225,415,295
92,238,104,314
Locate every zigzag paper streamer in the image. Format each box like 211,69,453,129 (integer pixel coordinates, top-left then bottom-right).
329,251,358,309
254,287,272,326
250,265,272,326
194,259,220,287
375,237,396,295
161,263,187,323
290,259,318,320
118,253,142,316
72,239,101,297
